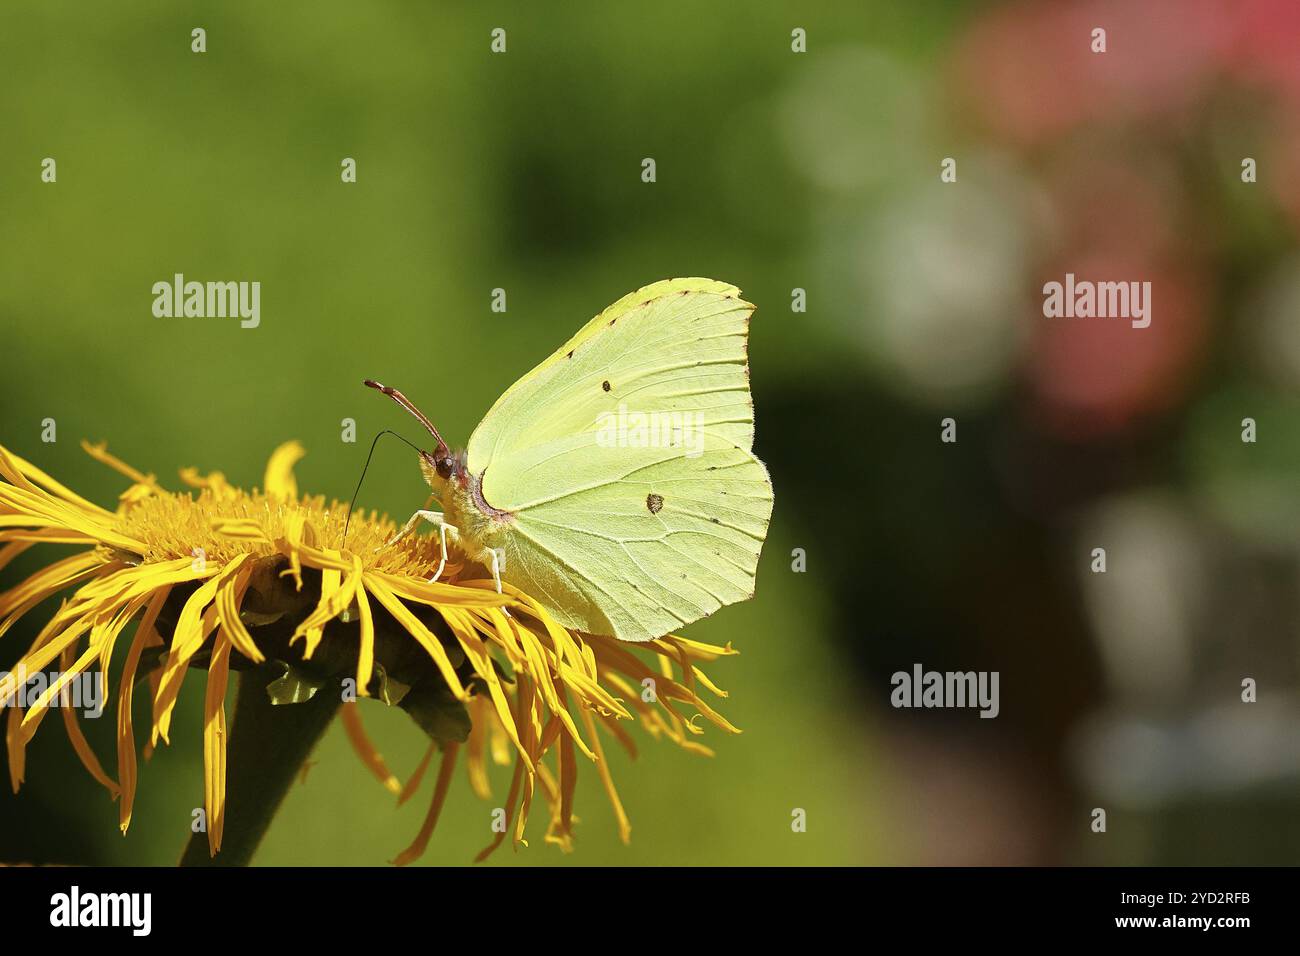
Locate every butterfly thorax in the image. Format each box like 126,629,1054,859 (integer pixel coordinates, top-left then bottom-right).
419,449,513,554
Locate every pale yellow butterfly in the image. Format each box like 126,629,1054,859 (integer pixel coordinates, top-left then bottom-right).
366,277,773,642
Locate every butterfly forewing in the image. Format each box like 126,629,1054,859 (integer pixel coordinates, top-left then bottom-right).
465,278,773,641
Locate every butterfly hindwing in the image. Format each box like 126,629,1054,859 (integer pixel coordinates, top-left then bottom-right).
499,440,771,641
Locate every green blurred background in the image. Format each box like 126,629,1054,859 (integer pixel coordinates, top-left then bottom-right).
2,0,1299,865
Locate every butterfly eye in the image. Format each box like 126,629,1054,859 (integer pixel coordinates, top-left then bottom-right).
435,456,453,480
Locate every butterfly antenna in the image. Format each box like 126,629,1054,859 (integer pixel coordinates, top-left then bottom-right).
343,428,424,546
363,380,448,455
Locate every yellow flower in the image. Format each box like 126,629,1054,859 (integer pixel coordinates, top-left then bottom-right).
0,440,738,864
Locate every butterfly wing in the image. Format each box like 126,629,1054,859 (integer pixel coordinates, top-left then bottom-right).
466,278,773,642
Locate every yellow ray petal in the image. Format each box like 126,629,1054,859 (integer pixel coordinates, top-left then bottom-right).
581,706,631,845
213,559,264,664
339,703,401,795
442,608,530,772
0,614,94,707
0,444,117,517
352,558,375,695
152,558,248,744
290,563,358,650
6,704,26,793
512,680,540,846
0,527,97,546
0,550,105,636
392,742,459,866
555,703,578,845
508,615,593,760
57,645,120,797
21,597,145,736
203,633,233,856
0,481,142,552
367,570,514,611
79,440,165,494
299,566,336,659
263,441,305,500
398,741,437,807
279,511,317,590
473,755,525,863
118,588,169,833
364,576,469,703
590,636,740,735
464,696,493,800
178,467,235,499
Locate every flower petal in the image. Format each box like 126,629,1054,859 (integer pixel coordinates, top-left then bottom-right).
203,632,233,856
263,441,305,500
118,588,168,833
364,575,469,703
392,743,459,866
339,702,401,795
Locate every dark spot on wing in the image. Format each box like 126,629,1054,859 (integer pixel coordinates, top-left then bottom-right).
646,493,664,514
602,380,611,392
710,517,720,524
566,350,573,358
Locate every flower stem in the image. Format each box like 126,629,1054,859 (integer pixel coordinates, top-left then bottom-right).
178,666,341,867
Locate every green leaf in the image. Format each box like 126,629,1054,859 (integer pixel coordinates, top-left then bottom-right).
398,681,471,745
369,663,411,707
265,661,332,705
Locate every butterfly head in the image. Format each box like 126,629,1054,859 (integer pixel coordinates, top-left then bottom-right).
363,378,461,486
418,446,465,490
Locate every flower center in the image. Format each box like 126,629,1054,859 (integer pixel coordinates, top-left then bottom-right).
110,487,444,576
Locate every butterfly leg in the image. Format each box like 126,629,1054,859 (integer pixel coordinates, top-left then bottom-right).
474,547,512,616
382,509,445,549
428,520,462,584
489,547,503,594
472,546,505,594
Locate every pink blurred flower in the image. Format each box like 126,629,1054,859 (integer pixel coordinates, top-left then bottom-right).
1027,256,1208,437
1224,0,1300,104
954,0,1230,144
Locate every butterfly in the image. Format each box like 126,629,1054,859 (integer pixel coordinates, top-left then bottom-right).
366,278,773,642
